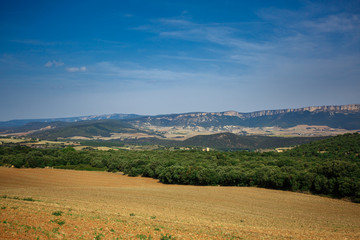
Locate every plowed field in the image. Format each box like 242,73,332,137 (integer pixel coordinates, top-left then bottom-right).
0,167,359,239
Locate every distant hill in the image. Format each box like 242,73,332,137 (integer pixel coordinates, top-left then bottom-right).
0,121,69,134
29,119,144,139
182,132,326,150
121,132,326,150
1,104,359,141
0,113,142,130
129,104,360,130
288,133,360,158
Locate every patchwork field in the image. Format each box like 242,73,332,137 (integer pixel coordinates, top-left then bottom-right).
0,167,359,239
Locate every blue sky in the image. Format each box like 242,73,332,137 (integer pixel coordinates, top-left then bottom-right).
0,0,359,121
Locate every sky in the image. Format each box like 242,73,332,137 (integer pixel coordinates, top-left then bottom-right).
0,0,360,121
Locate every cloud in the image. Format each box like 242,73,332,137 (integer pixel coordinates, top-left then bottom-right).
130,4,360,96
66,66,86,72
45,60,64,67
155,19,235,44
138,18,272,57
139,2,360,61
302,14,360,33
95,61,239,86
258,3,360,36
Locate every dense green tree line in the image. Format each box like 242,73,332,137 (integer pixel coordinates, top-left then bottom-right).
0,133,359,202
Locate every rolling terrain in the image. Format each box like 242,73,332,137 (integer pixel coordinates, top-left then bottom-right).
0,104,359,150
121,132,326,150
1,104,359,134
0,114,141,129
130,104,360,130
0,167,359,239
1,133,359,201
28,119,147,139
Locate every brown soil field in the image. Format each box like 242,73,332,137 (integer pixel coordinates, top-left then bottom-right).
0,167,359,239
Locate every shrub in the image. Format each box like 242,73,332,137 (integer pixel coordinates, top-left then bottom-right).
160,234,175,240
50,219,65,226
52,211,63,216
22,197,35,202
136,234,152,240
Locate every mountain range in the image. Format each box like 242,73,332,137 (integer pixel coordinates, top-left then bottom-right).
129,104,360,130
0,104,359,150
1,104,359,129
0,113,141,129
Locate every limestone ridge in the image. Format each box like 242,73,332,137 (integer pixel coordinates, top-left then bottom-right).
244,104,360,118
136,104,359,120
1,104,359,131
130,104,360,130
139,104,360,120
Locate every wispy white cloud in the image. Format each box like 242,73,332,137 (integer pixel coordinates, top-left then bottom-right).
129,3,360,101
94,61,239,85
302,14,360,33
159,54,237,63
139,3,360,62
66,66,86,72
258,4,360,37
45,60,64,67
154,19,267,51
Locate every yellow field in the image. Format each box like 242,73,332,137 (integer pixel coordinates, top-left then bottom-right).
0,137,77,146
0,138,26,144
0,167,359,239
73,146,118,151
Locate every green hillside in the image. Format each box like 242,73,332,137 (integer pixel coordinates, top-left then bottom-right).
123,133,327,150
288,132,360,159
29,119,143,139
182,132,326,150
242,111,360,129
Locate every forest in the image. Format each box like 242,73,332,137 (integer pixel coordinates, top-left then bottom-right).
0,133,359,202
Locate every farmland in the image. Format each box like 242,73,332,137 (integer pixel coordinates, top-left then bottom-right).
0,167,359,239
1,133,360,202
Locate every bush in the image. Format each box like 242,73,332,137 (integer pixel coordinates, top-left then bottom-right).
52,211,63,216
160,234,175,240
51,219,65,225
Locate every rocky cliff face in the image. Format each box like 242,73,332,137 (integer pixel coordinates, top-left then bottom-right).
130,104,360,130
245,104,360,118
2,104,359,132
145,104,360,120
